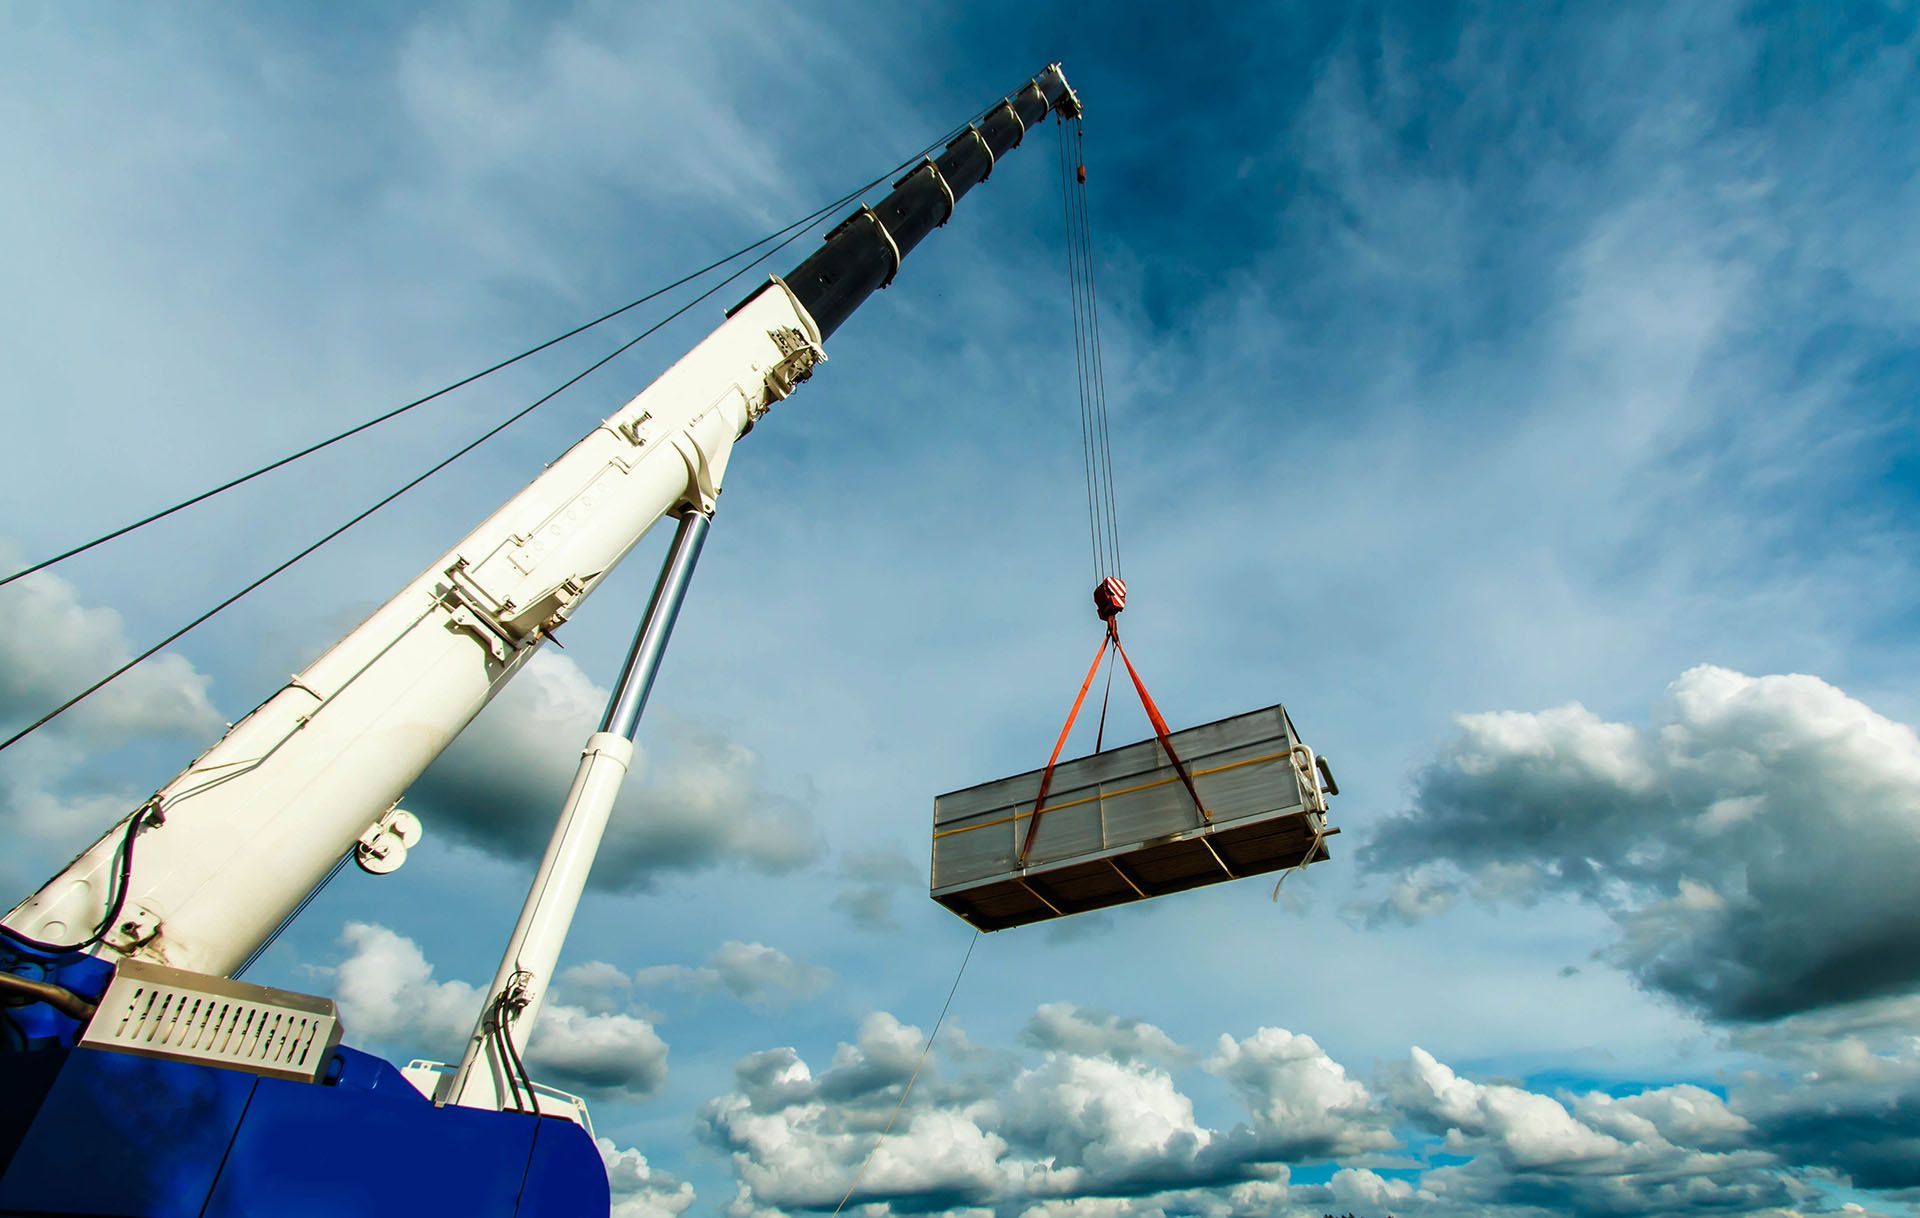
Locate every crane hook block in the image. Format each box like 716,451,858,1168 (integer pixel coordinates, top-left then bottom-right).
1093,577,1127,621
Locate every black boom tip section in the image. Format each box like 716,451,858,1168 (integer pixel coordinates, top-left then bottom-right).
783,66,1076,341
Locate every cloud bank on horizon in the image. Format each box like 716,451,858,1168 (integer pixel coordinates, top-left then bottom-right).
326,913,1920,1217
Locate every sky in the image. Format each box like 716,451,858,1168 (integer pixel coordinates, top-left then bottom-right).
4,2,1920,1216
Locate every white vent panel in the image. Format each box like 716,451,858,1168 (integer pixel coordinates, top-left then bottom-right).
79,959,342,1083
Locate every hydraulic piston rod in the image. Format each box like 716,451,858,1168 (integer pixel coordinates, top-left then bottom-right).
448,509,714,1112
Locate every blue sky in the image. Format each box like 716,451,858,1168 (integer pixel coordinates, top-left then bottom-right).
5,2,1920,1215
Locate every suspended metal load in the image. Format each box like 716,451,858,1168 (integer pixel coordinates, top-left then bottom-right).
930,704,1337,931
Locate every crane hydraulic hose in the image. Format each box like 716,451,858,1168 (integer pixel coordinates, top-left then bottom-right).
0,972,96,1023
776,65,1081,339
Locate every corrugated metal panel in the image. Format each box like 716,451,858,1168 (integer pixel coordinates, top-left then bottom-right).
931,703,1335,931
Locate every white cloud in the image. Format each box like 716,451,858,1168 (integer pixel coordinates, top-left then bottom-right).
1205,1027,1395,1161
326,921,667,1100
1325,1166,1426,1211
703,1010,1399,1214
330,920,484,1051
1369,666,1920,1022
1727,1013,1920,1194
1388,1047,1805,1216
599,1137,696,1218
699,1002,1915,1217
0,562,221,745
1019,1003,1186,1064
1573,1085,1754,1153
558,960,638,1016
527,1003,668,1100
631,940,831,1011
710,940,832,1007
411,651,820,891
1398,1046,1627,1169
0,560,224,892
1000,1051,1212,1187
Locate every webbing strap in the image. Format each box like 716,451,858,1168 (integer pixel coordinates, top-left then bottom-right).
1111,629,1209,822
1018,622,1209,865
1019,631,1111,863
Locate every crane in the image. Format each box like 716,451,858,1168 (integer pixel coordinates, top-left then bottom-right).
0,64,1081,1218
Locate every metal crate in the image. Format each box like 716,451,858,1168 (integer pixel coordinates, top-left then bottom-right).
930,703,1334,931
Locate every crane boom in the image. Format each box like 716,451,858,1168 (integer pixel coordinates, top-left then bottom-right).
4,65,1079,982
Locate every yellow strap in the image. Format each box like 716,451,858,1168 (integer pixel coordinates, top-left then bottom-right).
932,750,1288,841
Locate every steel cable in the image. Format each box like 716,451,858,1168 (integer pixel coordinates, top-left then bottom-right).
1056,116,1122,582
0,127,972,755
0,207,891,591
1073,119,1124,579
1057,119,1106,582
829,930,980,1216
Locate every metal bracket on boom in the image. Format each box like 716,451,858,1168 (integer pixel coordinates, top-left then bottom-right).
764,326,826,402
895,157,956,227
440,564,523,663
356,806,423,875
993,100,1025,149
966,124,996,181
438,558,587,661
616,410,656,448
102,903,164,956
827,206,900,288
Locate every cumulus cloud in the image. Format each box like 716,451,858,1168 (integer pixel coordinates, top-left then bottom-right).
701,1012,1011,1214
1368,666,1920,1022
410,651,821,891
1019,1004,1186,1064
1010,1179,1301,1218
1727,1010,1920,1193
1386,1047,1805,1215
0,561,221,745
698,1001,1920,1217
1204,1028,1396,1163
709,941,833,1007
557,960,641,1016
599,1138,696,1218
630,940,832,1011
326,921,667,1100
0,559,223,890
999,1051,1213,1191
702,1009,1399,1215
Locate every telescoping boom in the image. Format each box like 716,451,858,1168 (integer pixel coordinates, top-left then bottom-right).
1,65,1080,1218
7,65,1080,981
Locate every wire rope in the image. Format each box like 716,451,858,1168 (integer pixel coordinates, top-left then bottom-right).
0,206,893,592
1056,119,1105,582
0,126,970,756
1072,119,1123,579
1055,116,1122,582
830,930,980,1216
232,847,353,979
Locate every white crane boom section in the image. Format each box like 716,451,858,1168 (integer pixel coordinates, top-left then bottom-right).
6,282,824,978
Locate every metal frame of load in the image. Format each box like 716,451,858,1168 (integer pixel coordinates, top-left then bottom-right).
930,703,1335,931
